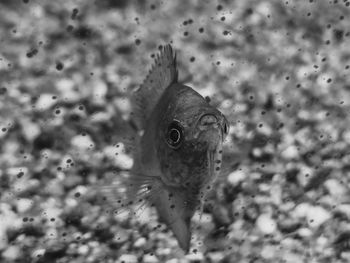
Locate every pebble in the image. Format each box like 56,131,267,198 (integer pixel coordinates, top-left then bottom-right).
71,135,94,150
2,245,20,260
118,254,137,263
343,129,350,143
256,214,277,234
192,213,214,233
206,251,224,262
261,244,276,259
293,202,310,218
134,237,146,248
324,179,347,197
35,93,57,110
21,119,41,141
298,227,312,237
115,152,133,170
227,170,245,186
306,206,331,228
78,244,89,255
143,254,159,263
56,79,79,102
104,145,133,169
16,198,33,213
112,228,129,244
156,247,172,256
281,252,304,263
281,145,299,160
185,251,204,261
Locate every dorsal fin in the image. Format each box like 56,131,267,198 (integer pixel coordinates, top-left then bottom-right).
131,44,178,131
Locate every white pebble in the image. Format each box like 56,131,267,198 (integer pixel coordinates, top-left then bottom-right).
306,206,331,228
16,198,33,213
206,251,224,262
324,179,347,197
35,93,57,110
78,244,89,255
21,119,40,141
293,202,311,218
71,135,94,150
134,237,146,248
256,214,277,234
2,245,20,260
119,254,137,263
186,252,204,261
227,170,245,186
281,145,299,160
281,252,304,263
143,254,158,263
115,152,133,170
261,244,276,259
298,227,312,237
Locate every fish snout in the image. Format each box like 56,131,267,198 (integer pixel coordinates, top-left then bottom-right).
198,114,219,130
198,113,229,139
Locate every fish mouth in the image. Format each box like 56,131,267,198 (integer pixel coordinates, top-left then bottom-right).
196,113,228,141
198,114,219,130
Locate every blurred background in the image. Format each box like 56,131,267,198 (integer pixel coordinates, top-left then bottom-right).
0,0,350,262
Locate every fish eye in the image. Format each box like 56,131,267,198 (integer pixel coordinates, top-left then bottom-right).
166,121,183,148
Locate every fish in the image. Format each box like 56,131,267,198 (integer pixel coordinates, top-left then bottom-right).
126,44,229,252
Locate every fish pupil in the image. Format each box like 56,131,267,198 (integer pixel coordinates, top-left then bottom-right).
169,128,180,143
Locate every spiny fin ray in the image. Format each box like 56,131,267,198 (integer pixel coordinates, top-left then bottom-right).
131,44,178,131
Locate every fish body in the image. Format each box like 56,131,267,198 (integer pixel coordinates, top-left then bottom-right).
128,45,229,252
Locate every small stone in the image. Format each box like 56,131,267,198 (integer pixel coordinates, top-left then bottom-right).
16,198,33,213
71,134,94,150
36,93,57,110
298,227,312,237
306,206,331,228
281,145,299,160
134,237,146,248
206,251,224,262
227,170,245,186
261,244,276,259
119,254,137,263
77,245,89,255
293,202,310,218
143,254,159,263
2,246,20,260
185,251,204,261
256,214,277,234
324,179,347,197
